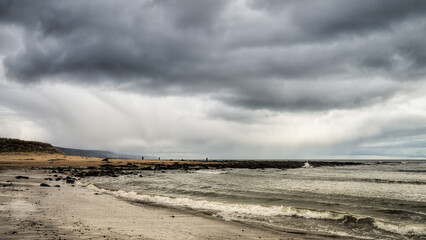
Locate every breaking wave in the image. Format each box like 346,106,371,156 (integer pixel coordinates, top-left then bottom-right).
374,221,426,236
86,184,425,237
87,184,345,220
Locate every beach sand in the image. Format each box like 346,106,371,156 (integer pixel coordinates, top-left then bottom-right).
0,152,214,169
0,153,346,239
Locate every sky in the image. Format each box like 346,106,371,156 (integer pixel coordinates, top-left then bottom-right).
1,0,426,159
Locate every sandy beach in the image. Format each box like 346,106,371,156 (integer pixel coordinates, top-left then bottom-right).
0,152,215,169
0,153,342,240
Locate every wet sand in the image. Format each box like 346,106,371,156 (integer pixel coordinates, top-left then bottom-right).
0,152,213,169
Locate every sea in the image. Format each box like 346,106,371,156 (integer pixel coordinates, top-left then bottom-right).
82,160,426,239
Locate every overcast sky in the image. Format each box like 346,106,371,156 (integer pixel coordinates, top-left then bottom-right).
1,0,426,159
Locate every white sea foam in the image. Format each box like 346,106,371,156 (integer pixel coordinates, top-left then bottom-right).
87,184,345,221
374,220,426,236
302,162,312,168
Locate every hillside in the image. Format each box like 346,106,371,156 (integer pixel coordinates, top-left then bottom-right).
56,146,144,159
0,138,63,154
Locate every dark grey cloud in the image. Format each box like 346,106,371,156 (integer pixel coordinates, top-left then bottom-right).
250,0,426,37
1,0,426,112
218,79,399,112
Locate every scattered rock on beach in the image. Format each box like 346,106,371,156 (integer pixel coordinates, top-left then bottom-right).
15,175,29,179
66,179,75,184
40,183,51,187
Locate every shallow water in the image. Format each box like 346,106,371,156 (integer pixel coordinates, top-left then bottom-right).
84,161,426,239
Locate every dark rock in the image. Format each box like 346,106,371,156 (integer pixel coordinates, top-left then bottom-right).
100,164,114,168
182,164,189,171
102,158,109,162
15,176,29,179
66,179,75,184
54,185,60,188
40,183,51,187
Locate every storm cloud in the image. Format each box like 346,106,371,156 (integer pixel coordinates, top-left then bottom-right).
1,0,426,111
1,0,426,158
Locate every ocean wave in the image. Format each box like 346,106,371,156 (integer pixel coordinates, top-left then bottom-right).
361,179,426,185
297,176,426,185
397,170,426,173
335,215,426,236
373,220,426,236
86,184,426,237
86,184,345,220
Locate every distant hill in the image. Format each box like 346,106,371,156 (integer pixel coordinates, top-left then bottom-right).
56,146,149,160
0,138,64,154
0,138,151,159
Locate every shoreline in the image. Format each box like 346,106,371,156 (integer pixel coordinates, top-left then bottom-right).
0,152,366,171
0,153,366,239
0,168,351,240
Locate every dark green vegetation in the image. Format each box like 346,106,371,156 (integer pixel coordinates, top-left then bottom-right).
0,138,63,154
